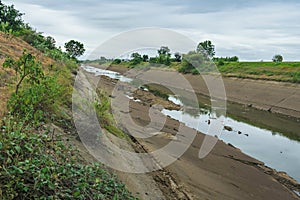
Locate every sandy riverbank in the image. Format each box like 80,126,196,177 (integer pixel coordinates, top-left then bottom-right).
106,65,300,119
82,66,300,199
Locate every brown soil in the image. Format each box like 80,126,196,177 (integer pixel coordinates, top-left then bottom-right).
90,69,300,200
106,65,300,119
0,32,54,65
0,32,58,118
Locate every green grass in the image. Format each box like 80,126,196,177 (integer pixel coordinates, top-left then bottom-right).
95,89,129,139
217,62,300,83
109,59,300,83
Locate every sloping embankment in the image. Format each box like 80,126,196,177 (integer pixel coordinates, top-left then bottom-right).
107,65,300,119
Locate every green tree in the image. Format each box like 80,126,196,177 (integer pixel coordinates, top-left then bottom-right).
157,46,171,65
142,54,149,62
174,52,182,62
158,46,170,55
0,1,24,31
196,40,215,59
112,58,121,64
64,40,85,58
44,36,56,49
130,52,143,65
272,54,283,63
178,51,208,74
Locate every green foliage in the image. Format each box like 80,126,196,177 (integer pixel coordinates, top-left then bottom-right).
64,40,85,58
2,50,69,125
0,1,24,32
196,40,215,59
95,90,128,138
3,50,44,94
112,58,121,64
157,46,170,55
272,54,283,63
213,56,239,62
174,52,182,62
8,76,62,124
0,116,137,200
0,3,135,199
0,21,12,34
217,60,225,66
217,61,300,83
99,56,108,64
130,52,143,65
156,46,171,66
149,57,158,64
142,54,149,62
178,51,213,74
0,1,73,63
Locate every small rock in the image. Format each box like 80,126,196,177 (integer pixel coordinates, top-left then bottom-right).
238,131,242,134
244,134,249,137
224,125,233,131
72,70,78,75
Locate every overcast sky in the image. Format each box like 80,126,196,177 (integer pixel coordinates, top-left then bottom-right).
4,0,300,61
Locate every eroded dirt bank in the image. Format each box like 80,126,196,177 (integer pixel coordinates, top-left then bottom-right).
85,69,300,200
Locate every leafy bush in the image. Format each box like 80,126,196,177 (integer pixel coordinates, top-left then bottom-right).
3,50,62,124
217,60,225,66
178,52,210,74
112,59,121,64
3,50,44,95
8,76,62,124
0,116,137,200
130,52,143,66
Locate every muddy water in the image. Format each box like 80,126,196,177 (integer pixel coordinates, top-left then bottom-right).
82,65,300,183
162,96,300,183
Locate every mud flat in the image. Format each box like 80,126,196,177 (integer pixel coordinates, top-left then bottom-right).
83,69,300,200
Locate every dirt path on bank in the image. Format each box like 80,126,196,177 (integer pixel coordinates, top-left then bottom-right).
82,68,300,199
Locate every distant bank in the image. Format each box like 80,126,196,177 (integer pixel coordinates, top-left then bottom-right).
106,64,300,119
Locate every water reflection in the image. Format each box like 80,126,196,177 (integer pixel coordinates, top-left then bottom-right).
82,65,300,183
162,95,300,183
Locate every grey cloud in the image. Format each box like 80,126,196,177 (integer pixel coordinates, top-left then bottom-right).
3,0,300,60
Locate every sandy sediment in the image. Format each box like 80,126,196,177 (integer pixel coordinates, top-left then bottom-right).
87,69,300,200
106,65,300,119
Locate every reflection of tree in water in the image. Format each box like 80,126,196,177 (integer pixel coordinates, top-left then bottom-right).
173,95,211,118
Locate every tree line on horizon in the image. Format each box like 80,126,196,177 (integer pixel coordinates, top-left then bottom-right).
104,39,285,69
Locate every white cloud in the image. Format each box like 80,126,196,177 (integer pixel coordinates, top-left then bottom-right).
4,0,300,61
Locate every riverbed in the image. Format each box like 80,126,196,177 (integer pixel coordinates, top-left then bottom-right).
81,65,300,183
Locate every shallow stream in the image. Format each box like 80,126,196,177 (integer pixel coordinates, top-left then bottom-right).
82,65,300,183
